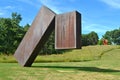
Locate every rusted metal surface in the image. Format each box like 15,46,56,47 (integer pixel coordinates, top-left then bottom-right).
14,6,56,67
55,11,81,49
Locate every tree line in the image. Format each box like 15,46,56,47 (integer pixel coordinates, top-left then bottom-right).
102,28,120,45
0,13,30,55
0,13,120,55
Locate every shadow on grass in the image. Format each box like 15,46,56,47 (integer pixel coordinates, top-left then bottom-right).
32,66,120,73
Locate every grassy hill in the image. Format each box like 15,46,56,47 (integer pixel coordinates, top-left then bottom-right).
0,45,119,63
0,45,120,80
35,45,120,62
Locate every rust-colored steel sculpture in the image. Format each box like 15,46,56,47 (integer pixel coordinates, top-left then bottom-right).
55,11,81,49
14,6,56,67
14,6,82,67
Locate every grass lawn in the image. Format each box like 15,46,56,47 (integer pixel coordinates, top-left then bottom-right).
0,45,120,80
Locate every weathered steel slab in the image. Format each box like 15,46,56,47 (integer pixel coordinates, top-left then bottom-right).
14,6,56,67
55,11,81,49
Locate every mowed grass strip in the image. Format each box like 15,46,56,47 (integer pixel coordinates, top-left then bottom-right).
0,45,119,63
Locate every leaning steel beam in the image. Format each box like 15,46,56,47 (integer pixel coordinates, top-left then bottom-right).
14,6,56,67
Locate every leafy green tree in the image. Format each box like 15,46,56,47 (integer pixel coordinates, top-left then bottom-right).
88,31,99,45
0,18,13,54
39,30,62,55
24,24,30,32
0,12,25,54
11,12,22,24
82,34,89,46
98,39,103,45
82,31,99,46
111,29,120,45
103,28,120,45
103,31,112,44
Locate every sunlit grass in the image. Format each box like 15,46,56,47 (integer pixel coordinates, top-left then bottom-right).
0,45,120,80
0,45,119,63
35,45,120,62
0,54,16,63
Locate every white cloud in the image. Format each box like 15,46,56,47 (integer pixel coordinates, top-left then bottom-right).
0,6,14,17
101,0,120,9
0,9,6,16
4,6,14,9
82,22,114,38
0,12,4,16
0,5,19,17
38,0,77,14
39,0,62,13
83,23,112,33
16,0,41,8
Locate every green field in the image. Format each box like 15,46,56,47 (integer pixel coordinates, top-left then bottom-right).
0,45,120,80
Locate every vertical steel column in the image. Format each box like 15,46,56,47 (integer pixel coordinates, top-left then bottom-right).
55,11,81,49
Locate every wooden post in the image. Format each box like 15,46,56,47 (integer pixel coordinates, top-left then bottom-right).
14,6,56,67
55,11,81,49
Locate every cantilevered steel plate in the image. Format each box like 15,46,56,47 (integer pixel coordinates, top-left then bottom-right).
55,11,81,49
14,6,56,67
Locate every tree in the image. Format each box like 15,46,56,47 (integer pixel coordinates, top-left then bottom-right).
103,31,112,44
82,34,89,46
88,31,99,45
98,39,103,45
111,29,120,45
82,31,99,46
0,18,13,54
0,12,25,54
11,12,22,24
103,28,120,45
39,30,65,55
24,24,30,32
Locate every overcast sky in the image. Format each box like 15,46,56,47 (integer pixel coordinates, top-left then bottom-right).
1,0,120,38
